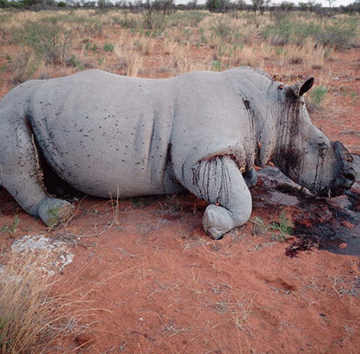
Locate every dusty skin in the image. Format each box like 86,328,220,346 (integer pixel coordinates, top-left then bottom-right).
1,13,360,353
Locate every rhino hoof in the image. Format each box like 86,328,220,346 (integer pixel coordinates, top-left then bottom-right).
243,168,257,188
38,198,74,228
203,204,234,240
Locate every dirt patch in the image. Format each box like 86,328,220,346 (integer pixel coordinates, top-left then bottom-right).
1,168,360,353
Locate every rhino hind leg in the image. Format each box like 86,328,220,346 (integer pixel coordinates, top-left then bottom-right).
183,156,252,239
0,107,73,227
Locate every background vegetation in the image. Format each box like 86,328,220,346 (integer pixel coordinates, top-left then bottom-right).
0,5,359,90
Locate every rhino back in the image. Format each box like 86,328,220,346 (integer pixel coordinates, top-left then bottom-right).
27,70,180,197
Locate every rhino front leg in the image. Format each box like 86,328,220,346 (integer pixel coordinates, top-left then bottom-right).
0,110,73,227
183,156,252,239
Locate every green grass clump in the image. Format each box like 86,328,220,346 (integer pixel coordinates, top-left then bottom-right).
103,42,115,52
310,85,328,106
270,211,294,241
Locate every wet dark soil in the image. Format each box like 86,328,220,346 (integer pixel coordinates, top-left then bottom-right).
256,155,360,256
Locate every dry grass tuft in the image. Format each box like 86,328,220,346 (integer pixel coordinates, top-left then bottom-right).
234,43,266,68
285,38,327,70
114,43,143,76
168,43,211,74
0,250,87,354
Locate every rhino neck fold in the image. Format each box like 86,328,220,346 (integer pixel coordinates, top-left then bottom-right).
232,76,278,168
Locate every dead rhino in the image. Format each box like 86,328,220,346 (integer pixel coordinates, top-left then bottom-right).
0,67,356,239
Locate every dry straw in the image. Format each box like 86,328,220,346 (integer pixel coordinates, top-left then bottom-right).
0,250,86,353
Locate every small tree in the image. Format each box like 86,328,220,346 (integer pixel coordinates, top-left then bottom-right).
0,0,9,7
187,0,198,10
21,0,43,7
298,0,321,12
151,0,174,14
98,0,110,8
251,0,270,14
345,0,360,12
279,1,294,10
237,0,246,10
206,0,231,12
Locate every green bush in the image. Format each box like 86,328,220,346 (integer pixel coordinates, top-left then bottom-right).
316,19,358,49
0,0,9,8
263,16,358,49
168,10,207,27
14,20,71,65
113,13,139,29
263,20,321,46
142,10,167,30
211,18,233,41
206,0,232,12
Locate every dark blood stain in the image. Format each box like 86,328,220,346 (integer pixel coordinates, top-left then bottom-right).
255,157,360,257
285,238,318,258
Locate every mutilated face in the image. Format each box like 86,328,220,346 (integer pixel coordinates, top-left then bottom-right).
272,78,355,197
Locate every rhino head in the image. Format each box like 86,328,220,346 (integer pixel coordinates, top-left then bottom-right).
272,78,356,197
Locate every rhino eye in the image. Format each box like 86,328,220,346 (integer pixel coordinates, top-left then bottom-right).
318,142,327,156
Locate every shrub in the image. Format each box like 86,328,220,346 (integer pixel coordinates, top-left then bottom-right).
14,20,71,65
0,0,9,8
316,19,358,49
263,16,358,49
206,0,232,12
113,13,139,29
211,18,233,41
142,9,167,30
168,10,207,27
8,50,39,84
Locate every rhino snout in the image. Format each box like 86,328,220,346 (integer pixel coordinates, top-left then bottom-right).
331,141,356,195
341,167,356,189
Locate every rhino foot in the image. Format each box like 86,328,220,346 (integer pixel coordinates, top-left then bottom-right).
203,204,235,240
37,197,74,227
243,168,257,188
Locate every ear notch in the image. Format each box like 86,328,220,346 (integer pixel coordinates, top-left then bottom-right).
299,77,314,96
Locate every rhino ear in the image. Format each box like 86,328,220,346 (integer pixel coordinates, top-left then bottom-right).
299,77,314,96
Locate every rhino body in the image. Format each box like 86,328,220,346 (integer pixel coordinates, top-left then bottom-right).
0,68,355,238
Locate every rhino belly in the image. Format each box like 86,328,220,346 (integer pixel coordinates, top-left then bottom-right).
31,114,178,198
40,136,178,198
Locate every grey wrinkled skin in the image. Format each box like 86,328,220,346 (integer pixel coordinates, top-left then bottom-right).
0,68,356,238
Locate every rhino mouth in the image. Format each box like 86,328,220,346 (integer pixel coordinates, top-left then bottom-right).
317,168,356,198
314,141,356,198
